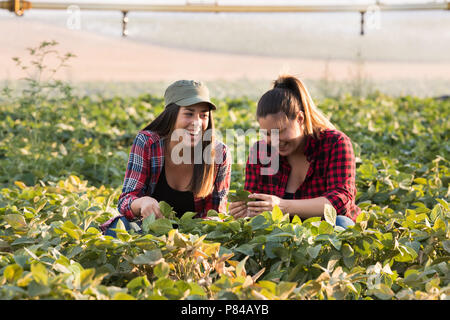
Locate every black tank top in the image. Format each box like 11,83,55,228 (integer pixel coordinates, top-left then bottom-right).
283,192,295,199
151,166,195,218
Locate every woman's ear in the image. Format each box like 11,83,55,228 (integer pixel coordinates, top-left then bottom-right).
297,111,305,125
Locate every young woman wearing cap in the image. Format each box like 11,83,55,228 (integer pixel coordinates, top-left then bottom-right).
228,74,360,228
101,80,231,236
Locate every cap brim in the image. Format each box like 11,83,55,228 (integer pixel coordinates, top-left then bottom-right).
176,96,216,110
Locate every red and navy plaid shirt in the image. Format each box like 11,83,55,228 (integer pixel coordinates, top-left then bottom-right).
244,129,361,222
100,130,231,232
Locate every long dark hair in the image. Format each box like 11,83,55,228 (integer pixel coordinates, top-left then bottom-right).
257,74,335,138
142,103,216,198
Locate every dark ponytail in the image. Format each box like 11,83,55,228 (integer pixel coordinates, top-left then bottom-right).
257,74,335,138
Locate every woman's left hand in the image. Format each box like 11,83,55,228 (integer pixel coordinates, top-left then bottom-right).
246,193,284,217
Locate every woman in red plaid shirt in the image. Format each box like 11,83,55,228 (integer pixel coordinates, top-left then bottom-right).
229,75,360,228
101,80,231,236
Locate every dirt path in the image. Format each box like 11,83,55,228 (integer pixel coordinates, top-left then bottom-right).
1,19,449,83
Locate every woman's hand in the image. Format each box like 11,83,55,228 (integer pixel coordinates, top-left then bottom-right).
228,201,248,219
246,193,284,216
132,196,163,219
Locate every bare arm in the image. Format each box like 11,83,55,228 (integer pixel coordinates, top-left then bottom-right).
281,196,333,218
246,194,332,219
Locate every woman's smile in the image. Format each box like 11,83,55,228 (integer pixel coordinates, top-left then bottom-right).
278,142,288,153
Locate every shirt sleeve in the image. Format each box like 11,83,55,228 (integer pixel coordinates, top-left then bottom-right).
244,142,261,194
117,132,151,221
322,134,358,217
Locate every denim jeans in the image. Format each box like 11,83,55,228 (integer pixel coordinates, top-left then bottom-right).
335,215,355,229
104,216,142,238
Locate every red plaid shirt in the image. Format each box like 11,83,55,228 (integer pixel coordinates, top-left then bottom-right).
101,130,231,232
244,129,360,221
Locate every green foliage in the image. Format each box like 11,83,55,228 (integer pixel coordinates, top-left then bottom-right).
0,40,449,300
0,179,448,300
228,190,256,203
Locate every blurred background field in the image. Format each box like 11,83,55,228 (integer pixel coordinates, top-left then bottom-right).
1,1,449,99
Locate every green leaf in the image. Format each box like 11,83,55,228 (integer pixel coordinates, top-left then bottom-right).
173,231,188,248
303,216,322,226
228,189,255,203
80,268,96,290
394,245,418,263
264,241,282,259
206,209,219,217
127,276,150,291
342,243,356,268
4,214,27,230
432,217,446,232
324,203,337,226
154,278,174,290
132,249,164,265
369,284,394,300
307,244,322,259
354,239,371,256
4,264,23,283
356,211,369,224
142,214,156,233
329,235,342,250
258,281,277,294
430,204,444,222
250,214,269,231
188,282,206,297
154,261,170,278
359,162,377,180
442,240,450,253
112,218,131,241
180,211,197,221
147,218,173,235
31,263,48,286
60,220,82,240
11,237,36,246
228,220,241,233
77,199,90,212
236,256,249,277
318,220,334,234
235,243,256,256
28,281,51,297
435,198,449,211
413,177,427,185
113,292,136,300
159,201,176,219
271,205,283,223
116,218,126,231
273,247,290,261
276,282,297,299
291,215,302,225
14,181,27,190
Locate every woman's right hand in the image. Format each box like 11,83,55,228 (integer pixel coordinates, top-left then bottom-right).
228,201,248,219
132,196,163,219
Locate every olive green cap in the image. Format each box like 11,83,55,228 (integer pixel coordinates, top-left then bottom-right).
164,80,216,110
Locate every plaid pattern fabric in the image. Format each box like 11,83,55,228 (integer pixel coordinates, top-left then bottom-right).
100,130,231,233
244,129,361,222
